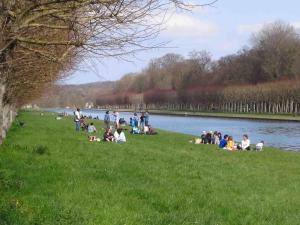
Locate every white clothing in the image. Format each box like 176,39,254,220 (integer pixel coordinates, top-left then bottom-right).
88,125,97,133
256,142,264,151
144,126,149,133
74,111,81,121
114,112,119,122
241,139,250,150
114,131,126,142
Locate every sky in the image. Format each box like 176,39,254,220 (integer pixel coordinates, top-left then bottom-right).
63,0,300,84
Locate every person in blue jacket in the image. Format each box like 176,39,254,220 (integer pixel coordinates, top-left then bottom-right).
219,135,229,149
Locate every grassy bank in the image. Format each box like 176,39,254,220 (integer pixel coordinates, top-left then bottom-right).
1,112,300,225
116,109,300,122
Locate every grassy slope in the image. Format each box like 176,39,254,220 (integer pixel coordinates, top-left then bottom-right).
1,112,300,225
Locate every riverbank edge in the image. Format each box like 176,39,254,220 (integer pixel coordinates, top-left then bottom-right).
15,111,298,153
90,108,300,122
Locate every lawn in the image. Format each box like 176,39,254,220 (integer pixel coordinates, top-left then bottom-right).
0,111,300,225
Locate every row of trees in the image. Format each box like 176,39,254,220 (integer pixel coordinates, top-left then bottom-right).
96,21,300,113
1,0,194,142
96,79,300,114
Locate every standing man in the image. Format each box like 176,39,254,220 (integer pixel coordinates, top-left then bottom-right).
140,112,145,131
104,111,110,129
145,110,150,126
74,108,81,131
113,111,120,129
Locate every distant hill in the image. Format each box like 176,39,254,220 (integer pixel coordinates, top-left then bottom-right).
35,81,115,108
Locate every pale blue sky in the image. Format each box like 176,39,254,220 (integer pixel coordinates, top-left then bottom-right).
63,0,300,84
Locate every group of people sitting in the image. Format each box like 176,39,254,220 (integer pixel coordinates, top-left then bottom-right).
102,128,126,143
219,134,264,151
192,131,264,151
84,110,157,143
87,123,127,144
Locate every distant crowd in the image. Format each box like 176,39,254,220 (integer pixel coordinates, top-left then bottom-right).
191,131,264,151
73,108,157,144
72,108,264,150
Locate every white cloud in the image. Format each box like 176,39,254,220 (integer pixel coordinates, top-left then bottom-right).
161,13,218,38
237,23,264,34
291,21,300,29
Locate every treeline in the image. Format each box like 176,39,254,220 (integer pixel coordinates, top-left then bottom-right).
36,82,114,108
0,0,187,142
96,21,300,113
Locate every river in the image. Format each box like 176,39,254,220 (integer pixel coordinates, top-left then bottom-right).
47,108,300,151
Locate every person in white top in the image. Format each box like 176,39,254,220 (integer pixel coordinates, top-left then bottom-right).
74,108,81,131
237,134,251,150
143,125,149,134
256,141,264,151
87,123,97,133
241,134,251,150
113,111,120,129
114,128,126,143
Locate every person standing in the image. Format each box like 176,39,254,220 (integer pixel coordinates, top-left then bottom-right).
140,112,145,131
145,110,150,126
113,111,119,129
74,108,81,131
133,113,139,127
104,111,110,129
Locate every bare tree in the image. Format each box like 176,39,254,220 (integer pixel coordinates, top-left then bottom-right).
0,0,217,142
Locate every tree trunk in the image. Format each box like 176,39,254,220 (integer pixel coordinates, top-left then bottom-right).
0,84,15,144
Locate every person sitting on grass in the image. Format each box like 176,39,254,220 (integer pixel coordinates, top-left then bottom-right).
213,131,220,145
226,136,236,151
131,126,140,134
114,128,126,143
146,126,158,135
219,135,229,149
237,134,251,150
201,131,207,144
206,131,213,144
103,128,114,142
256,141,264,151
87,123,97,133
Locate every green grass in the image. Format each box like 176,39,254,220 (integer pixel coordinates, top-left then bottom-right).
1,111,300,225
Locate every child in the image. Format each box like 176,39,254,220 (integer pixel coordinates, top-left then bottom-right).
256,141,264,151
226,136,235,151
87,123,97,133
103,128,114,142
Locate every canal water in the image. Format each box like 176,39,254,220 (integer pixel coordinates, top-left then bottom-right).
48,108,300,151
